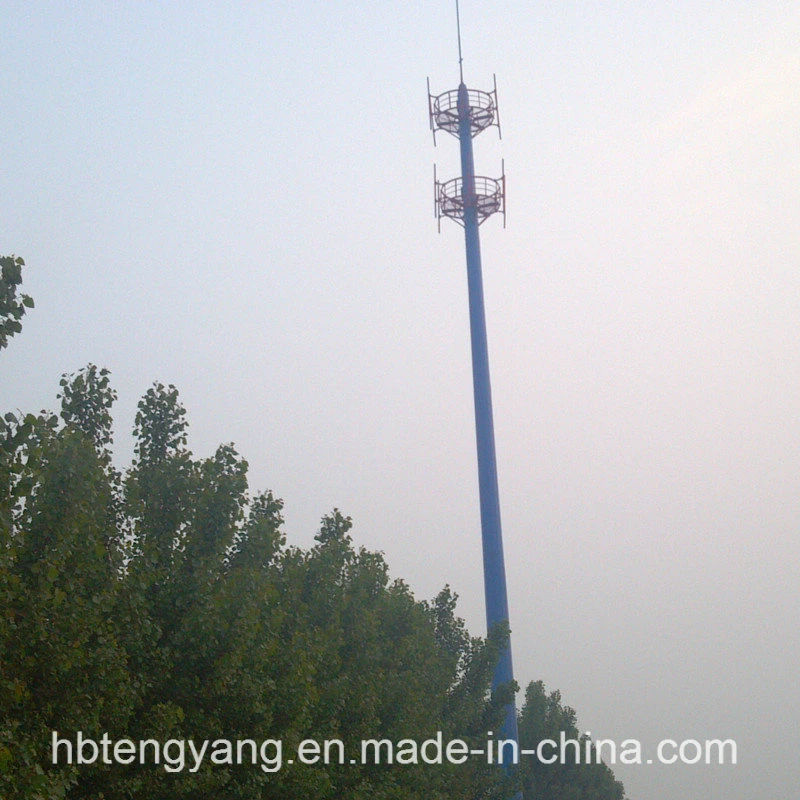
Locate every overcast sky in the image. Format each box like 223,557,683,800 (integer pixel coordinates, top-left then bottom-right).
2,2,799,798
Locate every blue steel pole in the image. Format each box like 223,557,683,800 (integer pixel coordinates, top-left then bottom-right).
456,83,519,749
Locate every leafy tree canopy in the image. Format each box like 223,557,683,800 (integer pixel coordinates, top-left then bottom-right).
518,681,627,800
1,368,519,800
1,256,626,800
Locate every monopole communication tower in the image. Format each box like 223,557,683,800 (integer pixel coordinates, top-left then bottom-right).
427,0,520,771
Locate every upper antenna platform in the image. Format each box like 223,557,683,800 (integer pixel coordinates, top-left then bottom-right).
427,75,501,144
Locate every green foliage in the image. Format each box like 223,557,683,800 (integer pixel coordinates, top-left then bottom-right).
57,365,117,464
1,403,130,800
0,285,624,798
0,368,521,799
133,382,188,465
0,255,34,352
518,681,627,800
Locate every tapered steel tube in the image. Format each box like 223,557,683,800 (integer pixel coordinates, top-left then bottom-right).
456,83,519,747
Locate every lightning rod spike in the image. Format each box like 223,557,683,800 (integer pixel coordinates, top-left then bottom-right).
456,0,464,83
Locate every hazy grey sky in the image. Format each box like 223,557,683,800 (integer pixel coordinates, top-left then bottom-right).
3,2,799,798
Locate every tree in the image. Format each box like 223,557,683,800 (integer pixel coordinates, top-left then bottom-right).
1,369,519,799
0,391,132,799
0,272,625,798
518,680,627,800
